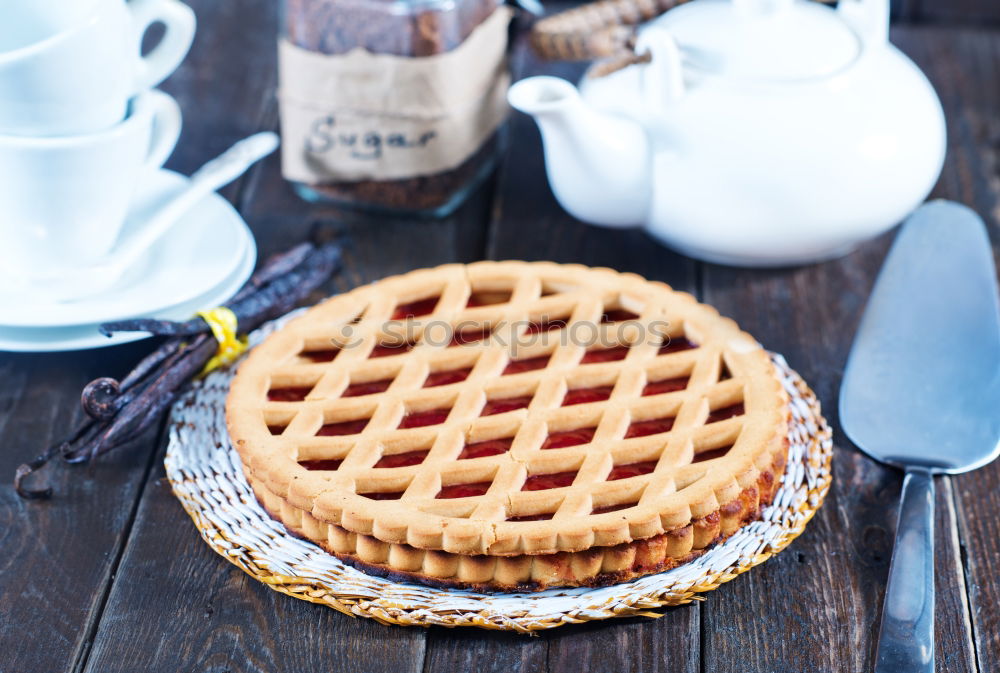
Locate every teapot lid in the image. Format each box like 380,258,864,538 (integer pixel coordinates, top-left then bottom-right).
654,0,862,81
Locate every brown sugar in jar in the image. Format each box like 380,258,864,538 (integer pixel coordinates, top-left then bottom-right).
280,0,511,216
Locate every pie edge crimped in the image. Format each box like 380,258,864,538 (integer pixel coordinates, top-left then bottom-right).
226,261,789,560
244,439,786,591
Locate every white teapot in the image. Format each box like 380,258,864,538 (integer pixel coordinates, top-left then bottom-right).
508,0,945,266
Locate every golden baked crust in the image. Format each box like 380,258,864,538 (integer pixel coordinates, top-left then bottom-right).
226,262,789,590
247,444,785,592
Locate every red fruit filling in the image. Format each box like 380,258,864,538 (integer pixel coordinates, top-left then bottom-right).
625,417,675,438
360,491,404,500
707,403,744,423
374,449,429,468
369,342,414,358
317,419,370,436
522,471,577,491
457,438,514,459
436,481,493,499
642,377,689,396
298,458,343,470
449,326,492,346
391,297,438,320
503,356,549,375
562,385,613,406
542,428,596,449
693,445,734,463
424,368,472,387
466,291,511,307
301,349,339,363
658,337,698,355
607,460,658,480
600,309,639,323
342,379,393,397
580,345,630,364
481,396,533,416
399,408,450,428
267,386,312,402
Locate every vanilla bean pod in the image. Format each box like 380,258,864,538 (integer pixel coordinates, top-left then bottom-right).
15,241,343,499
14,419,104,497
66,336,216,464
81,378,127,421
228,241,313,303
82,344,190,421
100,242,340,337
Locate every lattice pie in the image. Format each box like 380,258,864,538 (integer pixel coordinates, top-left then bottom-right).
227,262,789,591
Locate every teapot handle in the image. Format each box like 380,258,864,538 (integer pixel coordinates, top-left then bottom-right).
635,28,685,117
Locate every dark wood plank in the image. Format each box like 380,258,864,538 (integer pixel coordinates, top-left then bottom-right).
428,22,700,673
699,25,992,673
544,612,700,673
0,345,163,673
953,462,1000,673
82,474,430,673
937,477,979,673
156,0,280,181
915,0,1000,25
904,27,1000,231
892,0,922,23
422,630,547,673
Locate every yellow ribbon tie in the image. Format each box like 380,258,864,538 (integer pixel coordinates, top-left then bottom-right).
197,307,248,375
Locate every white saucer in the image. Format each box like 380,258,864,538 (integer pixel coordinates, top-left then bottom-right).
0,169,251,328
0,235,255,352
0,207,257,353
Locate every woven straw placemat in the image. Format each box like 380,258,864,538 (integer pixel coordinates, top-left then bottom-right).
165,311,833,632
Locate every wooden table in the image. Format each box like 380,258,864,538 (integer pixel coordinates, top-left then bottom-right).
2,2,998,672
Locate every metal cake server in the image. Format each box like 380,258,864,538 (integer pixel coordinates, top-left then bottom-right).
840,200,1000,672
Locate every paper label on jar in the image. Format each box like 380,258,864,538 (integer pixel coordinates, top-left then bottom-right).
278,7,512,183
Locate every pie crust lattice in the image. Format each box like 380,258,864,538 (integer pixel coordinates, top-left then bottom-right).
227,262,789,589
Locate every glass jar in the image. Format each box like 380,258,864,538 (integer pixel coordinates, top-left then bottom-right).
279,0,511,217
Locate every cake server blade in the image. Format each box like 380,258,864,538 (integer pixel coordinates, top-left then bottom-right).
841,200,1000,471
839,199,1000,673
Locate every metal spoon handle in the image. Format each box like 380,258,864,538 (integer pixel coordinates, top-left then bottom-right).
874,469,935,673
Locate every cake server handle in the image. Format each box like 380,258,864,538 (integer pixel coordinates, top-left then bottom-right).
874,469,935,673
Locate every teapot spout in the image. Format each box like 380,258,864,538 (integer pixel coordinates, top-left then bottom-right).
508,76,651,228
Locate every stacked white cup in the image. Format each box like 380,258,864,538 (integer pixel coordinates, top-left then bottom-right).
0,0,195,294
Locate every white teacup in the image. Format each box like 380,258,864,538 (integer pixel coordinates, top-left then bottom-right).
0,90,182,283
0,0,105,51
0,0,195,137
